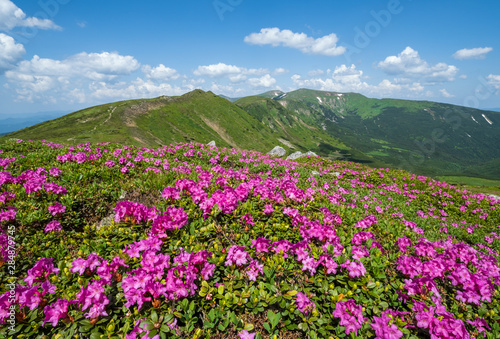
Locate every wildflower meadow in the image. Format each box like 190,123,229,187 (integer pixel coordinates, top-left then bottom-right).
1,139,499,338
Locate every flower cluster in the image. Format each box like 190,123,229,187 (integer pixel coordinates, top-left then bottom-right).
332,299,366,335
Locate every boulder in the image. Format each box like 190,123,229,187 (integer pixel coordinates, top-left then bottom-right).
305,151,318,157
286,151,303,160
207,140,216,147
267,146,286,157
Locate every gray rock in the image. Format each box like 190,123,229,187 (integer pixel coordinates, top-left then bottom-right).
311,170,320,176
286,151,303,160
330,172,341,177
305,151,318,157
267,146,286,157
97,214,115,230
207,140,216,147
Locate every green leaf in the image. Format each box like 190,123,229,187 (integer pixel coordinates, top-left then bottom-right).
263,322,271,333
298,322,309,331
208,309,216,322
244,323,254,331
267,310,281,329
151,310,158,323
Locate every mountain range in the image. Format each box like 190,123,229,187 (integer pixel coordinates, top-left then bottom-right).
3,88,499,180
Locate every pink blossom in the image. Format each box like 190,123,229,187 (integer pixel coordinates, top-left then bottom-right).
44,220,62,233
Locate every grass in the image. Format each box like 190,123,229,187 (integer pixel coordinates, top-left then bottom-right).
437,176,500,195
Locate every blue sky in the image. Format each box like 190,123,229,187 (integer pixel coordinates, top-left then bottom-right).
1,0,499,117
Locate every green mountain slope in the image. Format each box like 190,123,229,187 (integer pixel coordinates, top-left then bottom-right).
4,88,500,180
5,90,280,151
272,89,500,179
235,96,349,155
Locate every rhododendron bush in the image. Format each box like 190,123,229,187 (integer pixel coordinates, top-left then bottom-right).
0,139,499,338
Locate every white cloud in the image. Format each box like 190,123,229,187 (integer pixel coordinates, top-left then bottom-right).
194,63,241,77
487,74,500,94
0,33,24,70
142,64,179,81
69,52,140,78
377,47,458,82
4,51,143,102
6,52,140,83
248,74,276,88
0,0,61,31
193,62,268,80
90,78,185,100
291,64,428,98
244,27,345,56
292,64,370,92
439,89,454,98
452,47,493,60
308,69,324,77
273,67,289,75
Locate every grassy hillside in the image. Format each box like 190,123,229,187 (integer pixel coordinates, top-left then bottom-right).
235,96,348,155
4,88,500,180
4,90,286,153
275,89,500,179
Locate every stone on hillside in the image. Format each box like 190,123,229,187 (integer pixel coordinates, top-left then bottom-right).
97,214,115,231
287,151,303,160
305,151,318,157
488,194,500,201
311,170,320,176
207,140,216,147
268,146,286,157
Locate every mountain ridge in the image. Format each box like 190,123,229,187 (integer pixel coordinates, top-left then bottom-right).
3,88,499,180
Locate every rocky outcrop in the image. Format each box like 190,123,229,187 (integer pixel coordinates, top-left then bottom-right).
287,151,303,160
267,146,286,157
207,140,216,147
286,150,318,160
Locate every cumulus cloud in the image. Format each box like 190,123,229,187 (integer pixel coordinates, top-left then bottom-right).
291,64,426,98
308,69,324,77
194,63,241,77
273,67,289,75
193,62,268,82
292,64,369,92
6,52,140,83
90,78,185,100
377,47,458,82
439,89,454,98
0,33,25,70
244,27,345,56
248,74,276,88
0,0,61,31
452,47,493,60
142,64,179,81
4,51,143,102
487,74,500,93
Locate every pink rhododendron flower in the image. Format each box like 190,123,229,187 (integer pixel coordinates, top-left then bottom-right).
332,299,365,335
238,330,255,339
44,220,62,233
295,292,315,315
48,202,66,216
